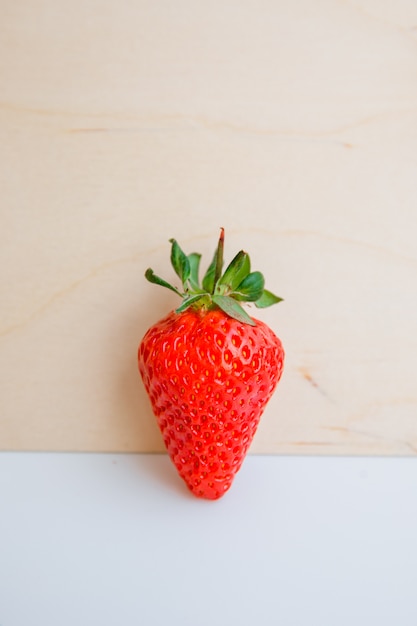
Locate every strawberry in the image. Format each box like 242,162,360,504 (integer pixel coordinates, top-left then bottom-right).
138,229,284,499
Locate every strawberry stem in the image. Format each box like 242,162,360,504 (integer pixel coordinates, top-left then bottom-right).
144,229,283,324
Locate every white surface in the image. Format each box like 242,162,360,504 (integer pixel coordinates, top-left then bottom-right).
0,453,416,625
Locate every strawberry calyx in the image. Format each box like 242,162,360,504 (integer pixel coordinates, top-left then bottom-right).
144,228,283,326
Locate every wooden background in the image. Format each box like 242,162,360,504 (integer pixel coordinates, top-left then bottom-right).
1,0,417,454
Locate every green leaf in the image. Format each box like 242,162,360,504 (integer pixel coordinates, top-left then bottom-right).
216,251,251,293
187,253,201,290
202,229,225,293
233,271,265,302
202,250,218,293
169,239,190,286
145,268,182,296
176,294,208,313
254,289,283,308
212,295,256,326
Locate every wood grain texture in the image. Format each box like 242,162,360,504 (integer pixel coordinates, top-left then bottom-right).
1,0,417,453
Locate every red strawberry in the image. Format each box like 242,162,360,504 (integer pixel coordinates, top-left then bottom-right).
138,229,284,499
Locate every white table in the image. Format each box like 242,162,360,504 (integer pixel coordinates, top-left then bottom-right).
1,453,416,625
